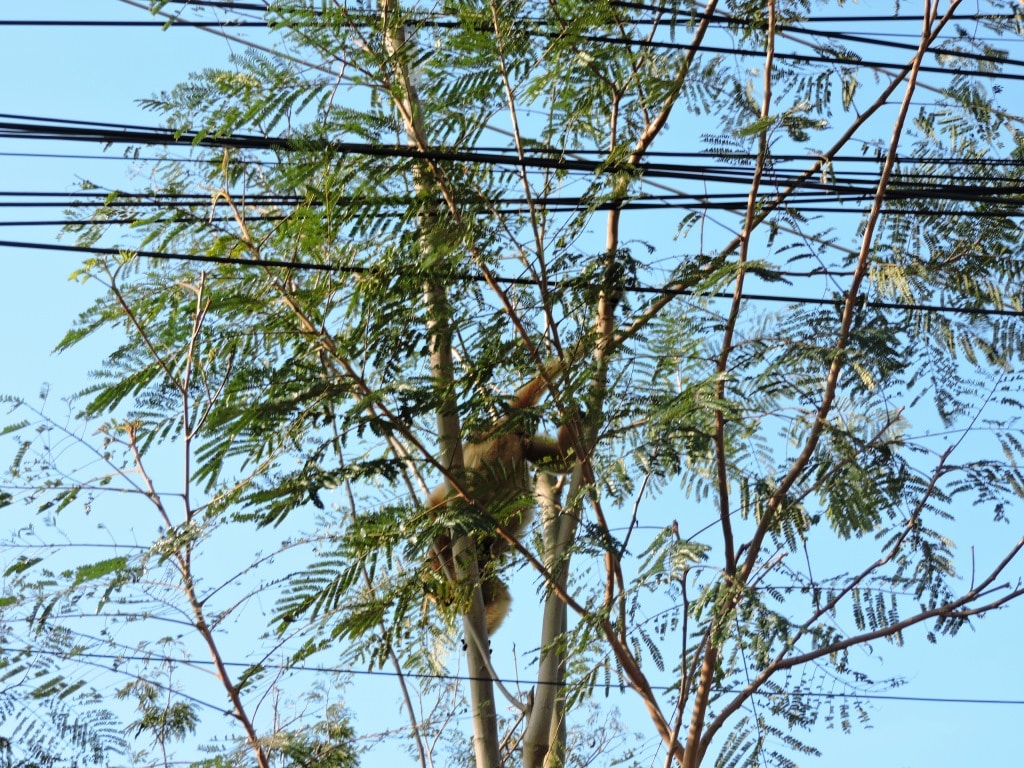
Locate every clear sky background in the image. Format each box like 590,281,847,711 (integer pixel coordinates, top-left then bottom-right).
1,3,1022,767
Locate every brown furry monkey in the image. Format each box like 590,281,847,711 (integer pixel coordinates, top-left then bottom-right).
426,356,579,634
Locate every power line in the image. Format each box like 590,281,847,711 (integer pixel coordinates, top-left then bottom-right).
1,237,1021,319
3,644,1020,706
127,0,1024,74
2,202,1020,220
2,140,1023,169
155,1,1024,80
3,113,1021,176
0,19,268,27
5,6,1024,84
3,116,1024,213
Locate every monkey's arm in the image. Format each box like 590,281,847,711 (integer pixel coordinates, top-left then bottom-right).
507,342,586,410
523,420,578,473
508,361,559,410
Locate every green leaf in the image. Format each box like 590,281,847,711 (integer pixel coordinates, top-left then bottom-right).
71,557,129,587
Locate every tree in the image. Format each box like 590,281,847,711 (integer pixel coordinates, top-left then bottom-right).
4,0,1024,766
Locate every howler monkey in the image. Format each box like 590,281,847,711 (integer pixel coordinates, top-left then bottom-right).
425,356,579,634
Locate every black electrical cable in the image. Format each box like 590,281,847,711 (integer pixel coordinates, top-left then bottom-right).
1,237,1020,319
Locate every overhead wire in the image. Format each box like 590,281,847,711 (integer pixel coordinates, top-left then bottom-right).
2,115,1024,211
0,19,269,27
11,3,1024,76
1,236,1020,319
2,106,1022,318
2,643,1021,706
1,9,1021,319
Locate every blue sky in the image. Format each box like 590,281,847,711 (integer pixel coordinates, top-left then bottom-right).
1,3,1022,767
